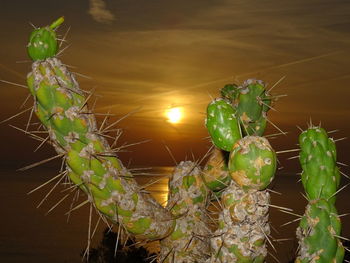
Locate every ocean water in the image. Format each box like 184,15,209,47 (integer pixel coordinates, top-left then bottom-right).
0,167,349,262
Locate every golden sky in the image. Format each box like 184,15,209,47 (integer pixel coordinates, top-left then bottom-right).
1,0,350,169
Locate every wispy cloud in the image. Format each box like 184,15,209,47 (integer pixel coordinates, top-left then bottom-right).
88,0,115,24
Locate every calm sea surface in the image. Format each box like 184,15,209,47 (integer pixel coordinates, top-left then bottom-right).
0,167,349,262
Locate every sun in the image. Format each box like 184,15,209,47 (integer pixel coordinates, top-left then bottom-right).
166,107,183,124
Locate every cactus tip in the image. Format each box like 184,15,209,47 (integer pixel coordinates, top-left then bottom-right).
50,16,65,30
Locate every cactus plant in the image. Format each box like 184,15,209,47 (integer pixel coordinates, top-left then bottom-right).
11,17,347,263
204,78,277,262
26,18,175,240
296,126,344,262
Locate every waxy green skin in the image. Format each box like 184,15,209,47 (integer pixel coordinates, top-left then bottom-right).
27,17,64,61
299,127,340,204
229,136,276,191
206,98,242,152
221,79,271,136
296,199,344,263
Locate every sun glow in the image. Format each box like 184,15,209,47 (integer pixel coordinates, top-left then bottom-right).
166,107,183,124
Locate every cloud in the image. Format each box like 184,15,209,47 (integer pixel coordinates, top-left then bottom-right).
88,0,115,24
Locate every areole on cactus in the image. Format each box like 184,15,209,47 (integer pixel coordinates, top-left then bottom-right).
15,17,347,263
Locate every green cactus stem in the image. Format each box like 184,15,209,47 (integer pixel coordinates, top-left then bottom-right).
26,56,175,240
160,161,210,263
296,126,344,263
298,126,340,204
206,98,242,152
228,136,276,191
27,17,64,61
210,180,270,263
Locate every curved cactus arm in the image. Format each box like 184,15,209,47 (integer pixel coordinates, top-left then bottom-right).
25,19,175,240
160,161,211,262
28,57,175,240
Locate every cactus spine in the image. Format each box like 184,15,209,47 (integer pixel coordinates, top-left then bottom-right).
296,126,344,262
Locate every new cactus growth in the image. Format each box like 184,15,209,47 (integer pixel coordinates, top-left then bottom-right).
27,17,64,61
296,126,344,262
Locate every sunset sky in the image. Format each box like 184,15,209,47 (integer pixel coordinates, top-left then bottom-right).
1,0,350,170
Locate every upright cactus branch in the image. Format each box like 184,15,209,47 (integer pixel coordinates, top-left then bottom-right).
205,80,277,262
296,126,344,262
26,18,175,240
160,161,210,262
210,136,276,262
